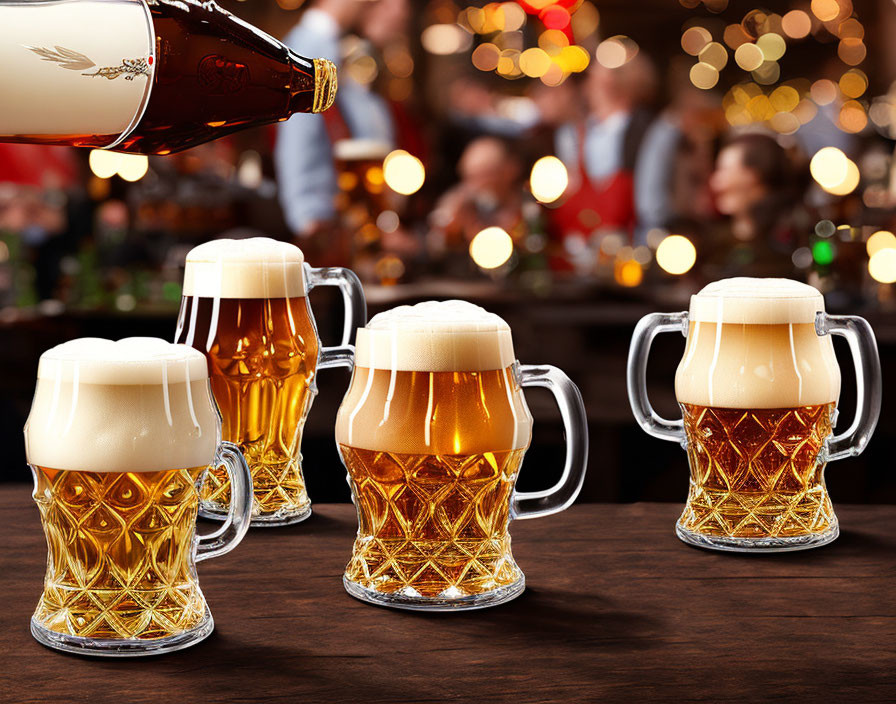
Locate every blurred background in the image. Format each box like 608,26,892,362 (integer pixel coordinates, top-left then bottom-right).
3,0,896,505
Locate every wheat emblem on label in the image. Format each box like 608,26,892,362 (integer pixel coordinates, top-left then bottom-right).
26,45,152,80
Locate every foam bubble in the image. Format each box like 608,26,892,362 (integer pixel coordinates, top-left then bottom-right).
689,277,825,324
182,237,306,299
355,300,516,371
26,337,219,472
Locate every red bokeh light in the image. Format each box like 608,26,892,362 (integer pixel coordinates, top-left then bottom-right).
541,5,571,29
516,0,579,14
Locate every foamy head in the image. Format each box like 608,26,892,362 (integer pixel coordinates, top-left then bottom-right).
354,300,516,372
676,279,840,409
26,338,219,472
182,237,306,299
689,277,825,324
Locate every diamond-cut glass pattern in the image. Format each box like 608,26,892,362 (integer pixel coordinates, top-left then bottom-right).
678,403,837,539
32,466,208,640
341,446,525,598
192,296,318,519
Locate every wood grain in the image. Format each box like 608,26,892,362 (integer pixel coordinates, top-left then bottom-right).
2,486,895,703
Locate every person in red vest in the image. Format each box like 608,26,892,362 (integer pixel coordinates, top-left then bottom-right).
548,55,656,260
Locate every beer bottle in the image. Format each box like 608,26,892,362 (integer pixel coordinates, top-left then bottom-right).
0,0,337,155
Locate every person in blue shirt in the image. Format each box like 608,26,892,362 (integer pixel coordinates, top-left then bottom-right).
275,0,408,239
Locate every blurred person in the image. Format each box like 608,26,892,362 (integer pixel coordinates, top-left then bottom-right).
429,136,524,254
444,76,542,138
0,144,85,303
707,132,811,278
527,77,586,164
550,55,657,247
634,59,720,243
275,0,409,246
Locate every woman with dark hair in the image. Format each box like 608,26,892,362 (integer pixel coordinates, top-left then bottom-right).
708,132,811,277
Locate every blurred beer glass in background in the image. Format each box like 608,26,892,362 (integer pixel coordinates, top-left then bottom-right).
25,338,252,656
336,300,588,610
176,237,365,526
628,278,882,552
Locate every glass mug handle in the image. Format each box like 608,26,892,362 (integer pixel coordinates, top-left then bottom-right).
626,311,688,445
512,365,589,520
196,441,253,563
305,264,367,371
817,313,882,462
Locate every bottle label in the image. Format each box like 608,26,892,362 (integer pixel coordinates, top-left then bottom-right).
0,0,155,147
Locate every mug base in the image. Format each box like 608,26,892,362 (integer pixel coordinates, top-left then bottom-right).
30,609,214,657
675,521,840,553
199,503,312,528
343,575,526,612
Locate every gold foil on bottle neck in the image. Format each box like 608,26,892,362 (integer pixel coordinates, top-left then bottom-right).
312,58,338,113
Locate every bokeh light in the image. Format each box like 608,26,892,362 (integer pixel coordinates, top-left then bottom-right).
839,100,868,134
781,10,812,39
741,9,767,39
422,24,471,55
470,226,514,269
89,150,149,182
838,38,866,66
656,235,697,275
752,61,780,85
383,150,425,195
690,63,718,90
769,86,799,112
519,47,552,77
681,26,712,56
810,147,849,189
614,259,643,287
811,0,840,22
756,33,786,61
839,69,868,98
596,36,635,68
734,43,763,71
723,23,750,49
501,2,527,31
472,43,500,71
698,42,728,70
868,248,896,284
824,159,859,195
530,156,569,203
867,230,896,257
570,1,599,42
88,149,119,179
810,79,838,105
813,239,835,265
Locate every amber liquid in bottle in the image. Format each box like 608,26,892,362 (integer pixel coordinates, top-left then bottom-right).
0,0,336,154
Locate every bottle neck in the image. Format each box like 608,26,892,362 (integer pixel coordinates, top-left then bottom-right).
287,50,337,116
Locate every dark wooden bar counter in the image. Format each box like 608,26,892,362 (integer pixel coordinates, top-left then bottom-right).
2,486,895,703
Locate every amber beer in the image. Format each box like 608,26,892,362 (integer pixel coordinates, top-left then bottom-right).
32,466,208,640
24,337,251,654
672,280,843,549
677,402,837,540
336,301,535,605
0,0,337,154
177,238,320,525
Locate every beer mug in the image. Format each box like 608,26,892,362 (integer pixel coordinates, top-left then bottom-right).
25,338,252,656
335,300,589,610
176,237,365,526
628,278,881,552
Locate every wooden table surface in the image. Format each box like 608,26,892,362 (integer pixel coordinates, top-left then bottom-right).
2,485,895,703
